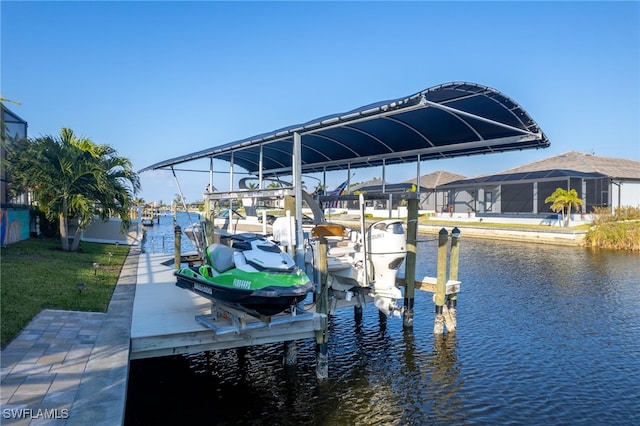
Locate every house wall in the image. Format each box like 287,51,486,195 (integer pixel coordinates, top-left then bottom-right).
612,180,640,209
76,218,142,246
1,207,30,245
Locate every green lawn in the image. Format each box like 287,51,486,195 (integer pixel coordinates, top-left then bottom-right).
1,238,129,347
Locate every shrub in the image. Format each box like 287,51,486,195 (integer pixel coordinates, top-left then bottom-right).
585,206,640,251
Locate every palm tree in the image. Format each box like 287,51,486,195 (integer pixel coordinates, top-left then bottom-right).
173,193,186,210
545,187,585,227
6,128,140,251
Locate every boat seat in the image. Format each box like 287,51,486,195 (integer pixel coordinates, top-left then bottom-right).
311,224,346,238
206,244,235,272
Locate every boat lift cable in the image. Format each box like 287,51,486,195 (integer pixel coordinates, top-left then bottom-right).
171,167,194,221
171,167,203,253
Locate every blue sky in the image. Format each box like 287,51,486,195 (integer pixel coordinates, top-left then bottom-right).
2,1,639,204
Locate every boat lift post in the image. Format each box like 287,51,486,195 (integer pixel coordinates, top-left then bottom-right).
434,228,448,334
174,224,181,271
403,197,418,329
446,227,460,331
314,236,329,380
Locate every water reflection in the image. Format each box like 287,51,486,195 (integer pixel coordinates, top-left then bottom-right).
141,211,200,254
428,334,463,424
126,236,640,425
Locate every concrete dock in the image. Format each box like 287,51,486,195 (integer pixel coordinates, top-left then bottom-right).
130,253,321,360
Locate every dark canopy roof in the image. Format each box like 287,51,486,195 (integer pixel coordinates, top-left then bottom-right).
140,82,549,176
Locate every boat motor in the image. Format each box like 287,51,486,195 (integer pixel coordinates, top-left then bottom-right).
365,219,406,317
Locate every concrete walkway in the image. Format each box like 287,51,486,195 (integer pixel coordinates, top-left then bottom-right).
1,247,139,426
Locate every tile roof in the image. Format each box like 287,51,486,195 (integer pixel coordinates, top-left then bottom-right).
402,170,467,189
498,151,640,179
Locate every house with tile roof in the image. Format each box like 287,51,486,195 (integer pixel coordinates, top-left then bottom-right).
402,170,467,212
344,171,467,211
437,151,640,222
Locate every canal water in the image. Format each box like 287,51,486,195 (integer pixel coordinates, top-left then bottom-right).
125,213,640,425
139,211,201,255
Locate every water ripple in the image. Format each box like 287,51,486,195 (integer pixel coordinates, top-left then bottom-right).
126,228,640,425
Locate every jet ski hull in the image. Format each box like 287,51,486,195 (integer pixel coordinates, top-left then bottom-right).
175,266,313,316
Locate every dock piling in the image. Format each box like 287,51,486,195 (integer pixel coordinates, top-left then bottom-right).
403,198,418,329
315,237,329,380
445,228,460,332
434,228,448,334
174,224,181,270
284,340,297,366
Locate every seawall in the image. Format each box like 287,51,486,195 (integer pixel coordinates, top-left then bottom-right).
331,219,586,247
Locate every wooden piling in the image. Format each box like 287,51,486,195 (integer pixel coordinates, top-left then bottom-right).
354,305,363,323
284,340,297,366
403,198,418,329
434,228,448,334
172,202,177,226
315,237,329,380
445,227,460,332
174,225,181,271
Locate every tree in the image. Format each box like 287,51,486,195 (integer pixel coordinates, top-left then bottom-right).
6,128,140,251
173,193,186,209
545,187,585,227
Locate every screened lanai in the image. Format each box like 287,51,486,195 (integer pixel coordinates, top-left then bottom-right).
439,169,609,216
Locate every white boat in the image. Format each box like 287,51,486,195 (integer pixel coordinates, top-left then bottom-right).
141,216,155,226
311,219,407,317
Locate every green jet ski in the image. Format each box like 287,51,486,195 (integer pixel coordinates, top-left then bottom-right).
175,233,314,316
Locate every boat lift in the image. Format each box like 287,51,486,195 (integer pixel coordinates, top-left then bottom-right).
195,299,321,336
137,82,549,376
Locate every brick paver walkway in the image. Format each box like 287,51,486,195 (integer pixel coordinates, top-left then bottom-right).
1,310,105,425
1,247,138,425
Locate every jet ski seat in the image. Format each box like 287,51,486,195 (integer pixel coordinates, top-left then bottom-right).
206,243,235,272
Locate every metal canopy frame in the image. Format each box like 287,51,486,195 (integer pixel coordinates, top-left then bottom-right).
140,81,550,269
139,82,549,176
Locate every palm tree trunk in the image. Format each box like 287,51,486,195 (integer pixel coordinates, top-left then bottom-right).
59,212,70,251
59,198,71,251
71,228,82,252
